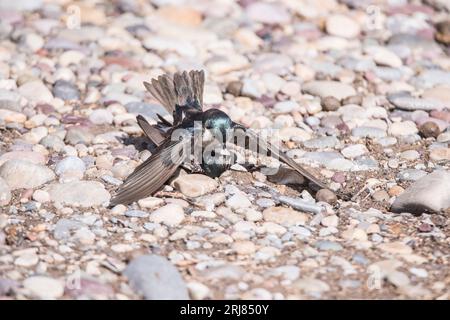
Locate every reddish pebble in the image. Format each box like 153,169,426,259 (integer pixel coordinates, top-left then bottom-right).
418,223,433,233
332,172,346,183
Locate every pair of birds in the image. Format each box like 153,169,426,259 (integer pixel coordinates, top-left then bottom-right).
110,70,333,205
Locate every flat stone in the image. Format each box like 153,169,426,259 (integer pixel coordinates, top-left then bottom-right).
123,254,189,300
315,240,343,251
0,160,54,190
18,81,53,103
388,94,444,111
326,14,360,38
226,192,252,210
55,156,86,178
46,181,110,207
352,127,387,138
388,121,418,136
303,136,338,149
378,242,413,255
23,276,64,299
294,278,330,295
0,177,11,205
391,170,450,214
303,81,356,100
429,148,450,162
52,80,80,100
263,206,308,226
246,2,291,25
422,85,450,105
149,203,185,227
173,174,218,197
341,144,368,158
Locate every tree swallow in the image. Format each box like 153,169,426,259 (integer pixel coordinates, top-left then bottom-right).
110,70,339,205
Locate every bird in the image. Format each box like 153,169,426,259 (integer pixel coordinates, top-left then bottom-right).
110,70,337,205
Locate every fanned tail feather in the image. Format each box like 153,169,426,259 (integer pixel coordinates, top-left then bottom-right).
144,70,205,116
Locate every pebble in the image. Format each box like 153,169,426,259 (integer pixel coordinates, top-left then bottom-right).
400,150,420,161
388,121,418,136
232,241,256,255
0,177,11,205
316,189,337,205
65,127,94,145
123,254,189,300
302,81,356,100
315,240,343,251
55,156,86,179
0,160,55,190
173,174,218,197
149,204,185,227
138,197,164,209
187,282,210,300
23,276,64,299
341,144,368,159
294,278,330,295
378,242,413,255
89,109,113,125
52,80,80,100
263,207,308,226
226,192,252,210
321,214,338,227
246,2,290,25
397,169,427,182
46,181,110,207
18,81,53,103
326,14,360,39
15,253,39,267
352,127,386,138
372,190,389,202
303,136,338,149
419,121,440,138
321,96,341,111
391,171,450,214
429,148,450,162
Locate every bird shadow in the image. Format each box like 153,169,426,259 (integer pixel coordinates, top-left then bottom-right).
116,135,158,153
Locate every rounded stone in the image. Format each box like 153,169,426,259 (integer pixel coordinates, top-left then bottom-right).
0,160,55,190
149,203,185,227
322,96,341,111
419,121,440,138
46,181,111,207
263,207,308,226
303,81,356,100
23,276,64,299
388,185,404,197
173,174,218,197
372,190,389,202
316,189,337,205
326,14,360,39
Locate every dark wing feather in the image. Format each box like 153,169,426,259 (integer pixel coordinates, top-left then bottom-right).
110,138,188,205
233,125,329,190
136,115,166,146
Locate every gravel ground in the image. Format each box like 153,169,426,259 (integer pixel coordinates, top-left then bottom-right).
0,0,449,300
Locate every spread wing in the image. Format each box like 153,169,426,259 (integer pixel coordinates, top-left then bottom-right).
232,125,329,190
110,138,189,205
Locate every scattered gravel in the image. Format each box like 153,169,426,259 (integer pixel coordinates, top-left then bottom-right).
0,0,448,301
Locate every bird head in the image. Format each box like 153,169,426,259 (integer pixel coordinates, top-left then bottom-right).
202,108,233,143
